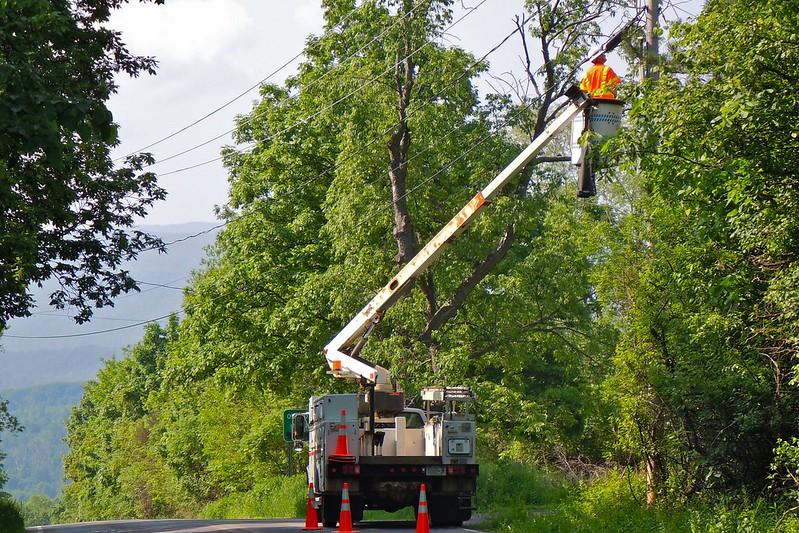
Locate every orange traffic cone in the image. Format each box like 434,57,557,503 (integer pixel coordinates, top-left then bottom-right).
330,409,355,463
415,483,430,533
333,482,359,533
302,482,321,531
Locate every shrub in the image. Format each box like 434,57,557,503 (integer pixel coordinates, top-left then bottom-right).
477,460,571,511
200,475,306,519
0,497,25,533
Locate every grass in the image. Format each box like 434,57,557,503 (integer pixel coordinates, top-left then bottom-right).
475,464,799,533
363,507,415,521
195,461,799,532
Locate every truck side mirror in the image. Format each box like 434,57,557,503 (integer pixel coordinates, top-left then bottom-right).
291,412,309,442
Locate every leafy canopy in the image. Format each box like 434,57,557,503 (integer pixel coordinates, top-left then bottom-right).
0,0,166,326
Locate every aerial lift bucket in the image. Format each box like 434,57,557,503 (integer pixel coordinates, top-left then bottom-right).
570,98,625,165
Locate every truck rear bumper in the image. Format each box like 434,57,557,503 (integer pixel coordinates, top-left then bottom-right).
325,461,478,512
328,461,478,480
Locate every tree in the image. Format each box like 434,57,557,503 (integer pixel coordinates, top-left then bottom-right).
0,400,21,491
0,0,166,327
62,319,191,520
599,0,799,501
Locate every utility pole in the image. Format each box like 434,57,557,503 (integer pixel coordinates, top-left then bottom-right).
643,0,660,80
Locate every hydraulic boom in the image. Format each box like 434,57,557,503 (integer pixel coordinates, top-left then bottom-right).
324,86,591,385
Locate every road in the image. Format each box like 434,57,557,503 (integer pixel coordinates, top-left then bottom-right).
27,518,483,533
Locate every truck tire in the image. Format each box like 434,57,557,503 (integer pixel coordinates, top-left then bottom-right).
429,496,464,527
349,495,364,523
352,501,364,523
321,495,340,528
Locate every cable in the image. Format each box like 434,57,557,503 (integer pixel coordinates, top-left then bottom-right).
145,0,432,169
135,281,188,291
29,313,167,323
4,312,181,339
113,6,363,162
146,7,514,253
5,90,530,340
150,0,488,177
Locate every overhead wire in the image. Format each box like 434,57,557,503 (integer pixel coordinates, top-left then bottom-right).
148,0,489,178
5,95,541,340
11,5,656,340
143,0,432,169
145,0,502,251
112,6,363,162
4,312,182,339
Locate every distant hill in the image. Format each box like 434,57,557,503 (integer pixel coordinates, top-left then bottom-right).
0,382,85,500
0,222,219,389
0,222,219,500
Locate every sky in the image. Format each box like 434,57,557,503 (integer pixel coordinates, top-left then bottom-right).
109,0,704,226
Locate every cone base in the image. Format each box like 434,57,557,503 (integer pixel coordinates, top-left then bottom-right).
329,454,356,463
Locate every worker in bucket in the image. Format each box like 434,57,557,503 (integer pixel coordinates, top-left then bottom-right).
576,50,621,197
580,52,621,99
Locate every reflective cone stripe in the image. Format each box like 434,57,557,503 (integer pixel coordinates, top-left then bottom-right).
333,482,359,533
416,483,430,533
302,482,321,531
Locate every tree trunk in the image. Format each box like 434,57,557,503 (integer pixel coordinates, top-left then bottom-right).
645,451,659,505
386,8,439,324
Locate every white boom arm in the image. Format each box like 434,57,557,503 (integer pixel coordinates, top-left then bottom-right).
324,88,590,385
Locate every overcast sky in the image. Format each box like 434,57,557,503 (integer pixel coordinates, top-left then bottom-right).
109,0,704,226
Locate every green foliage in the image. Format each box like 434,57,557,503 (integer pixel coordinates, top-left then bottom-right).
0,398,22,491
19,493,62,527
771,438,799,513
477,461,571,511
596,0,799,498
59,0,799,524
0,0,166,326
485,469,792,533
61,320,196,521
199,476,306,519
167,0,613,470
0,497,25,533
62,317,309,520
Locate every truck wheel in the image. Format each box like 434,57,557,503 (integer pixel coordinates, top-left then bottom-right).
429,496,463,527
321,495,340,528
352,501,364,523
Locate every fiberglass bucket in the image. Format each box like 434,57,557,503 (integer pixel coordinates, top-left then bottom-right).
570,99,625,165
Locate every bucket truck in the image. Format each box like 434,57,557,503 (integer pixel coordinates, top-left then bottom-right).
291,85,603,528
292,17,639,526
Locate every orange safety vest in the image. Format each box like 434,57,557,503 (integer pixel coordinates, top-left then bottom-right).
580,64,620,99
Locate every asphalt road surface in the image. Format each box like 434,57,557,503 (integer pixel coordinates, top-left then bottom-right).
27,518,483,533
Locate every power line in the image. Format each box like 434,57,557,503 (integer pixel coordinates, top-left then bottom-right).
146,4,512,253
6,5,529,340
149,0,489,178
135,281,188,291
4,312,181,339
4,91,531,341
143,0,432,169
113,6,363,162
